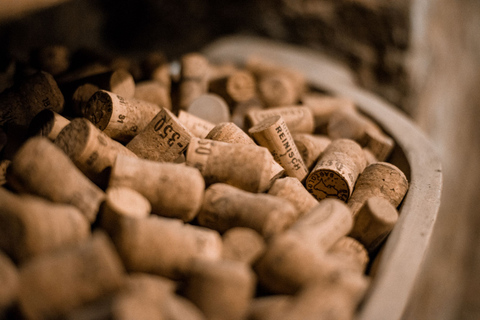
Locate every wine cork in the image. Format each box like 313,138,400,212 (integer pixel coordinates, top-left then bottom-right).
71,83,100,117
208,70,256,106
85,90,161,143
347,162,409,217
198,183,298,238
0,188,90,263
288,199,353,251
18,232,125,320
109,154,204,222
111,216,222,280
247,296,291,320
186,93,231,124
185,137,274,193
328,237,369,274
207,61,239,82
249,115,308,182
0,71,64,128
178,53,210,111
267,177,318,218
140,52,170,83
363,147,379,165
55,118,138,188
363,126,395,161
231,96,263,131
221,228,266,265
246,106,315,134
301,93,356,134
100,186,151,235
134,80,172,110
182,259,256,320
0,251,19,311
126,108,192,162
0,159,10,186
27,109,70,141
349,196,399,254
305,139,366,202
30,45,70,76
178,110,215,138
6,137,105,222
291,133,331,170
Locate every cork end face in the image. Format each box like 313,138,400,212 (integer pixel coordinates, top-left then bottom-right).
305,169,350,202
85,90,114,131
54,118,91,159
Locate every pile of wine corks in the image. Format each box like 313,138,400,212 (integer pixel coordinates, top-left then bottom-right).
0,45,409,320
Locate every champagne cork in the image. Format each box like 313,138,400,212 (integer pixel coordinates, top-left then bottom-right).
0,251,19,311
27,109,70,141
288,199,353,251
18,232,125,320
134,80,172,110
185,137,274,193
248,296,291,320
249,115,309,182
0,188,90,263
111,216,222,280
231,96,263,131
328,237,369,273
178,53,210,111
186,93,231,124
100,186,151,235
126,108,192,162
246,106,315,134
208,70,256,106
221,228,266,265
0,71,64,128
0,160,10,186
347,162,409,217
198,183,298,238
30,45,70,76
305,139,366,202
181,259,256,320
71,83,100,117
301,93,356,134
267,177,318,218
291,133,331,169
85,90,162,143
205,122,285,182
109,154,204,222
349,196,399,254
55,118,138,189
178,110,215,138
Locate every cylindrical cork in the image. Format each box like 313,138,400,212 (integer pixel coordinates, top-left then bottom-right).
178,53,210,111
178,110,215,138
222,228,266,265
305,139,366,202
257,73,299,107
18,232,125,320
55,118,138,189
71,83,100,117
301,93,356,134
205,123,285,182
249,115,309,182
186,93,231,124
363,148,378,165
28,109,70,141
291,133,331,170
134,81,172,110
246,106,315,134
0,251,19,311
185,138,274,193
85,90,161,143
348,162,409,217
0,71,64,127
267,177,318,218
363,126,395,161
100,186,151,235
349,196,399,254
182,259,256,320
0,188,90,263
198,183,298,238
109,154,204,222
231,97,264,131
6,137,105,222
0,159,11,186
111,216,222,279
328,237,369,274
208,70,257,106
126,108,192,162
288,199,353,251
140,52,170,83
248,296,291,320
30,45,70,76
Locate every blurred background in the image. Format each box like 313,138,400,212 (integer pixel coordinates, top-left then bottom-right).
1,0,479,318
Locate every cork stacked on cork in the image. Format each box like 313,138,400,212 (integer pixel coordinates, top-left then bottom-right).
0,46,408,320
